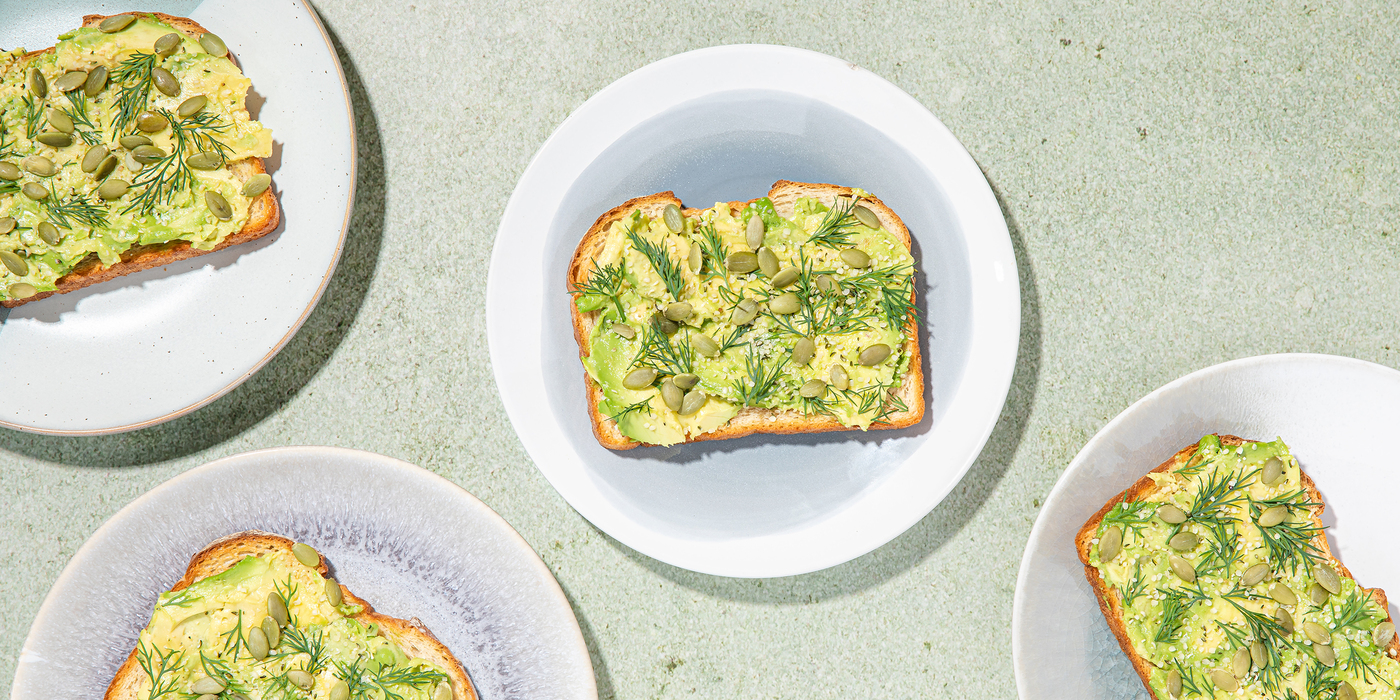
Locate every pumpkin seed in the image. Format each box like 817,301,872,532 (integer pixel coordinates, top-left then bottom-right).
727,251,758,274
1169,555,1196,582
1269,583,1297,606
247,626,269,660
692,333,720,358
326,577,342,606
1,251,28,276
745,214,764,249
679,390,707,416
7,282,37,299
1337,681,1357,700
81,145,108,173
132,145,166,164
53,70,87,93
792,337,816,366
0,162,18,180
799,379,826,398
175,95,208,119
611,323,635,340
48,108,74,134
24,156,56,177
1166,668,1181,698
155,32,183,57
36,132,72,148
433,682,453,700
267,592,289,626
99,14,137,33
1261,456,1283,485
1168,532,1199,551
673,373,699,390
136,110,169,133
771,267,799,288
1310,582,1330,605
1098,526,1123,562
119,135,152,149
21,183,49,200
660,379,683,412
93,155,116,181
260,616,280,648
98,178,129,200
859,343,891,366
83,65,108,96
730,298,758,325
769,293,800,315
1250,640,1267,671
687,240,701,273
1156,503,1188,524
0,217,13,234
191,677,225,695
1258,505,1287,527
1304,621,1331,645
205,190,232,220
1313,643,1335,667
291,542,320,567
853,204,879,229
653,314,679,335
829,365,850,391
1275,607,1294,634
152,67,180,97
1373,621,1395,648
840,249,871,269
242,173,272,197
757,247,778,277
197,695,217,700
185,151,222,170
36,222,60,246
1315,565,1341,594
1241,563,1270,586
330,681,350,700
27,68,46,98
1231,646,1251,678
664,302,692,322
662,203,683,233
285,670,314,690
199,32,229,57
623,368,657,390
1209,669,1238,692
816,274,835,293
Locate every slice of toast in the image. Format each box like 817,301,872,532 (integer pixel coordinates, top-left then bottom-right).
566,180,924,450
1076,435,1399,698
104,531,476,700
1,12,280,308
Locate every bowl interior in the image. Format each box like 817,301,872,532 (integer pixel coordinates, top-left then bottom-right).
539,89,973,541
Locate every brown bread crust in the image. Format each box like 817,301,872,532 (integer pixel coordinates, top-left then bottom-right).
1,12,280,308
1074,435,1398,699
103,531,476,700
566,180,925,449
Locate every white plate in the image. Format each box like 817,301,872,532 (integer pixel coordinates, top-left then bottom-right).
11,447,597,700
1012,354,1400,699
0,0,352,434
487,45,1019,578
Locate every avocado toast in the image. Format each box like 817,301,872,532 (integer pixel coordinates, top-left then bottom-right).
1077,434,1400,699
567,181,924,449
105,531,475,700
0,12,278,307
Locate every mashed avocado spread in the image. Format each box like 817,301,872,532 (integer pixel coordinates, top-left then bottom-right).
133,548,454,700
571,192,918,447
1089,435,1400,699
0,15,273,302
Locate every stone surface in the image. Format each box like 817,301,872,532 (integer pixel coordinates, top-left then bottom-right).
4,0,1400,698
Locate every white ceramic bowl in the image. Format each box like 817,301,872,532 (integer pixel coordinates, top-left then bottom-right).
1013,354,1400,699
12,447,596,700
487,45,1019,577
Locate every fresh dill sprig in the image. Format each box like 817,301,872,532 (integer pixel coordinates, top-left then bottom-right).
1329,589,1380,632
21,96,43,140
1175,451,1215,478
219,609,247,660
111,51,158,132
1221,586,1291,690
607,397,652,424
1194,521,1240,579
1341,638,1385,685
263,673,300,700
715,324,751,354
733,345,787,407
1305,661,1339,700
806,195,859,248
1185,465,1257,529
835,377,907,425
200,647,245,693
569,260,626,319
1215,620,1249,651
158,588,202,608
273,625,328,673
333,658,372,700
62,90,102,145
624,225,687,302
761,254,872,338
694,222,728,280
1172,659,1209,698
1154,587,1199,643
125,110,232,215
1119,557,1148,606
136,641,184,700
0,124,16,160
273,577,299,627
799,390,834,416
1248,492,1324,575
1100,501,1158,537
632,320,693,377
369,665,449,700
46,193,108,229
842,263,918,330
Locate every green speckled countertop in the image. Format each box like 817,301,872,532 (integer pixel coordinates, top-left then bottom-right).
4,1,1400,697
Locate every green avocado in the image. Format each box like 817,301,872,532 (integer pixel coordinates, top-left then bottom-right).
573,191,918,446
1089,436,1400,698
0,16,273,301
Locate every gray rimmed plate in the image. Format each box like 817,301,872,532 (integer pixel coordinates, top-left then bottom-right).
11,447,596,700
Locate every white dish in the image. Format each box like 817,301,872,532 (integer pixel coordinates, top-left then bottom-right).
11,446,597,700
0,0,352,434
1012,354,1400,699
487,44,1019,578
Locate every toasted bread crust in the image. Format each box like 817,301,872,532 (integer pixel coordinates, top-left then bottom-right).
1,12,281,308
1074,435,1399,699
103,531,476,700
567,181,925,450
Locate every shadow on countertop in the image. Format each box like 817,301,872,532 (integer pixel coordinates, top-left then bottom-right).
598,173,1043,602
0,24,386,468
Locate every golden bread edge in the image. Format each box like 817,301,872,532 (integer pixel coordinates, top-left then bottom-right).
1073,434,1399,700
566,181,924,450
1,12,281,308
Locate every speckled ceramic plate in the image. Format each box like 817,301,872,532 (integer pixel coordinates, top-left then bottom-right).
11,447,596,700
487,44,1019,578
0,0,351,435
1013,354,1400,699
